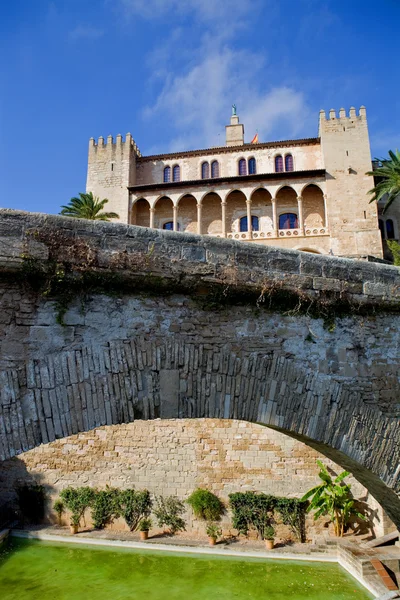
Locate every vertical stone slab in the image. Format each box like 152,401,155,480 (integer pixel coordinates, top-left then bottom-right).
159,369,179,419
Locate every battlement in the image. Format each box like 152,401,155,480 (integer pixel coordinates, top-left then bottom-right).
89,133,142,157
319,106,367,123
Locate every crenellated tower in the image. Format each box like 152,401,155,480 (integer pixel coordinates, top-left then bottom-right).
319,107,382,258
86,134,141,223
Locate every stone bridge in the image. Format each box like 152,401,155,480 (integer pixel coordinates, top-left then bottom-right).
0,210,399,527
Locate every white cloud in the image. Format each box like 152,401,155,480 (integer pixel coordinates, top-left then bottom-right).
69,25,104,40
144,46,311,151
118,0,258,22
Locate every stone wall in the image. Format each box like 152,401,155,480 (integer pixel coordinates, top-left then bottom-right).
0,211,399,527
0,418,390,539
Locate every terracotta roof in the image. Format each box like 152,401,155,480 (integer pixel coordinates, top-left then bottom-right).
128,169,326,193
137,138,321,162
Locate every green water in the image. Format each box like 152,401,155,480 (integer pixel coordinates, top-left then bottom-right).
0,538,372,600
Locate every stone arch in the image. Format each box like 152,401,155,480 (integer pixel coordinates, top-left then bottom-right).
226,190,247,235
201,192,222,235
177,194,197,233
302,184,326,230
276,186,298,229
250,188,273,234
154,196,173,230
1,336,399,527
130,198,150,227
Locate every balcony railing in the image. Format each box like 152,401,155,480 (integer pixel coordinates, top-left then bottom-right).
225,227,329,240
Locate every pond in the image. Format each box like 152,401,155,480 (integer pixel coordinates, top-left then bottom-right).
0,538,372,600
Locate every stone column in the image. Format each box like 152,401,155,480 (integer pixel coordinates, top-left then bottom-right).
323,194,329,228
297,196,304,235
149,207,155,229
221,200,227,237
197,202,202,235
173,205,178,232
246,199,252,239
272,198,278,237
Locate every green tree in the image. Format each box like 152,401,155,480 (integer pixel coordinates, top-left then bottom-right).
367,150,400,213
387,240,400,266
118,489,152,532
300,461,365,537
60,192,119,221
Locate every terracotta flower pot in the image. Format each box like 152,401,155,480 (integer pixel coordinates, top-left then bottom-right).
208,537,217,546
70,524,78,535
140,530,149,541
265,539,274,550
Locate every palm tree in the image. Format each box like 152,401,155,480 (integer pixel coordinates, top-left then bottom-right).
60,192,119,221
367,149,400,213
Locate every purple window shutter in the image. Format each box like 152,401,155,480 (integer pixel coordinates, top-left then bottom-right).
211,161,219,178
285,154,294,171
239,159,247,175
202,162,209,179
173,165,180,182
164,167,171,182
275,156,283,173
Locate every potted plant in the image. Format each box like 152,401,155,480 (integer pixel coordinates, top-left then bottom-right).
206,521,222,546
53,499,64,526
264,525,275,550
139,518,152,541
60,487,95,535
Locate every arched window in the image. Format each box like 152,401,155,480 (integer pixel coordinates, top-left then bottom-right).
238,158,247,176
275,155,283,172
279,213,298,229
386,219,395,239
163,221,174,230
211,160,219,178
248,157,256,175
163,166,171,183
201,162,209,179
240,215,259,232
285,154,294,171
173,165,180,182
379,219,385,240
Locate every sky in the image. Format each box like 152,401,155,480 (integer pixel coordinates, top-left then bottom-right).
1,0,400,215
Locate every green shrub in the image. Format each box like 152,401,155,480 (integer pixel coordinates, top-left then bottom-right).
16,484,46,524
153,496,186,534
118,489,152,532
139,518,152,532
53,499,64,526
387,240,400,266
187,489,224,522
60,487,95,528
275,498,307,543
229,492,275,540
91,487,120,530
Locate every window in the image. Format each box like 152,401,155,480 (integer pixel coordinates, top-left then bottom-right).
173,165,180,182
163,221,174,230
201,162,209,179
238,158,247,176
279,213,298,229
163,166,171,183
211,160,219,178
248,157,256,175
386,219,395,239
275,155,283,172
240,215,259,232
285,154,294,171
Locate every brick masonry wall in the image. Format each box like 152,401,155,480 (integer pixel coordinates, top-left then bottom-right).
0,418,391,539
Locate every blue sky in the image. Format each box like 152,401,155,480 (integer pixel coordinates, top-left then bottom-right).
1,0,399,215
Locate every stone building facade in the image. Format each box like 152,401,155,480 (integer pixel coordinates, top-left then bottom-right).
86,106,385,259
